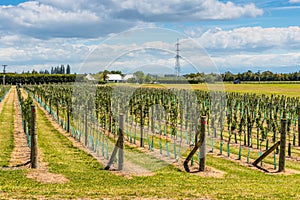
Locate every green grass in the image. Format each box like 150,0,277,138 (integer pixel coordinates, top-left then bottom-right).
117,83,300,97
0,90,15,167
1,100,300,199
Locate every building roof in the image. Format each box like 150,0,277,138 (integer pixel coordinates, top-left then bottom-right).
107,74,123,81
85,74,96,81
123,74,135,80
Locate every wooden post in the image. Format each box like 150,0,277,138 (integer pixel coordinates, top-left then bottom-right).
49,99,52,115
253,141,280,166
279,117,287,172
85,105,88,146
105,114,125,171
199,116,206,172
23,120,26,134
298,107,300,147
30,105,38,169
151,107,155,133
140,106,144,147
67,104,70,133
56,101,59,122
183,116,206,172
118,114,124,170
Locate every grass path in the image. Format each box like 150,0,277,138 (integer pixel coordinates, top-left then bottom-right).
0,88,15,167
9,86,31,167
0,87,10,115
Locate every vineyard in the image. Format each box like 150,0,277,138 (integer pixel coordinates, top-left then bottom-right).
0,83,300,199
23,83,300,172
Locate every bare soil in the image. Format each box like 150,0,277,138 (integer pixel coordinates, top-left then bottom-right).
9,87,31,168
26,159,69,184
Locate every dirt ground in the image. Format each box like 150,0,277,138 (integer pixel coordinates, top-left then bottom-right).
9,87,31,168
26,161,69,184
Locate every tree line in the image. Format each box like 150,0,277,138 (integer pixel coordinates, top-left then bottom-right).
1,69,300,85
0,74,83,85
185,70,300,83
22,64,71,75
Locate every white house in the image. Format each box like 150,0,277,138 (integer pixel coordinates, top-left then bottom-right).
85,74,96,81
123,74,136,81
106,74,123,83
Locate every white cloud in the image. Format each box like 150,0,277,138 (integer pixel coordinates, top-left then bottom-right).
289,0,300,3
0,34,93,72
3,25,300,74
82,39,300,74
181,26,300,72
1,0,299,74
0,1,135,38
78,34,219,74
113,0,263,21
195,26,300,51
0,0,263,39
212,52,300,72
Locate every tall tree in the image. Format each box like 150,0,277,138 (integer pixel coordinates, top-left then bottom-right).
66,64,71,74
61,65,65,74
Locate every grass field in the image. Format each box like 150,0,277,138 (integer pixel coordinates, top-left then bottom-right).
1,86,300,199
121,83,300,97
0,89,15,167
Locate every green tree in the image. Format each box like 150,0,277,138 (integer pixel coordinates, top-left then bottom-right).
66,64,71,74
134,71,145,83
145,74,153,83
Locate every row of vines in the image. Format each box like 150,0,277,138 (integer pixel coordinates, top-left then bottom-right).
0,86,10,104
16,86,33,147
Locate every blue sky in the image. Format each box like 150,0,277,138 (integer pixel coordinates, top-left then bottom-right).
0,0,25,5
0,0,300,74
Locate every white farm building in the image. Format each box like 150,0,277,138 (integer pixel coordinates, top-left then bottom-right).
106,74,123,83
123,74,136,81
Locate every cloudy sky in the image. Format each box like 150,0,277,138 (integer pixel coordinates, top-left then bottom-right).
0,0,300,74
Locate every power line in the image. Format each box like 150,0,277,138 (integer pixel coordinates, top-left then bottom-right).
2,64,7,85
175,38,181,78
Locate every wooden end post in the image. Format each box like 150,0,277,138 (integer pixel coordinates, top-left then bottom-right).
252,141,280,166
199,116,206,171
184,116,206,172
118,114,124,170
298,107,300,147
105,114,125,171
279,117,287,172
140,106,144,147
151,107,155,134
67,103,70,133
85,105,88,146
30,105,38,169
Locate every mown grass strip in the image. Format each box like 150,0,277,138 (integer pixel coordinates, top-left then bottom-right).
0,90,15,167
121,83,300,97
